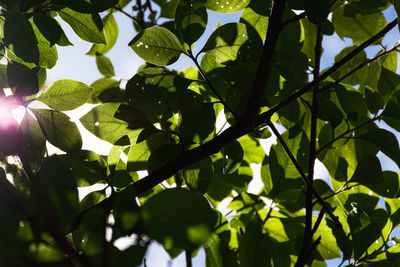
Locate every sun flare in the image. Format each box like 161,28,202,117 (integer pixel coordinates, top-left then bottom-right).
0,97,25,129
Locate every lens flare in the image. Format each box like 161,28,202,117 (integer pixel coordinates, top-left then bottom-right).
0,97,24,130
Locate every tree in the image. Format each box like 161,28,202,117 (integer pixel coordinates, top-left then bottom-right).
1,0,400,266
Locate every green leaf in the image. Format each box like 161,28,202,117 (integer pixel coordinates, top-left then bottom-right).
356,128,400,170
332,6,387,46
3,13,39,65
129,26,184,66
108,245,146,267
175,0,208,45
55,0,119,13
147,144,181,173
331,46,368,85
182,157,213,193
313,217,341,259
350,155,383,187
88,78,122,104
0,64,8,88
317,90,344,128
96,55,115,77
382,91,400,131
111,170,134,188
395,0,400,32
32,156,80,231
20,113,46,172
33,15,62,47
125,68,192,122
239,216,272,267
305,0,330,24
160,0,181,18
87,13,118,55
57,8,106,44
114,104,154,130
80,103,141,144
80,189,106,212
364,86,384,114
205,234,239,267
38,79,93,111
127,132,169,171
180,103,216,143
377,67,400,97
240,0,271,40
201,23,262,64
32,109,83,152
7,62,46,96
351,209,388,259
58,152,106,187
221,140,243,174
238,135,264,164
206,0,250,13
142,188,217,250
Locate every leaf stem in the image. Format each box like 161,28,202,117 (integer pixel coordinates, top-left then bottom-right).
113,6,144,28
266,121,343,231
316,114,382,155
187,49,239,119
319,41,400,93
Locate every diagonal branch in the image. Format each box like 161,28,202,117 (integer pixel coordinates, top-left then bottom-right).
241,0,287,128
316,114,382,155
319,41,400,93
266,121,343,230
257,18,397,123
70,13,398,236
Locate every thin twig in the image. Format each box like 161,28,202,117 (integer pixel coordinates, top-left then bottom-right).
281,12,306,27
257,19,397,124
113,6,144,27
312,208,326,234
187,50,239,119
266,121,343,231
319,42,400,93
316,114,382,155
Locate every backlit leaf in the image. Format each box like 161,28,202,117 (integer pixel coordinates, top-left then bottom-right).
33,109,82,152
129,27,184,66
38,79,93,111
57,8,106,44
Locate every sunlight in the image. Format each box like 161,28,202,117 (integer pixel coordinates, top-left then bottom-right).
0,96,25,129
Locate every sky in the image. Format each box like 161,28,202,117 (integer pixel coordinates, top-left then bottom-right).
40,3,400,267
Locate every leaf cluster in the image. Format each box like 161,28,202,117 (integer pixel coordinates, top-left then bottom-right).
1,0,400,266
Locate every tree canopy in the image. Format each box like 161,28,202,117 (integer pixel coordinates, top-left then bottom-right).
1,0,400,266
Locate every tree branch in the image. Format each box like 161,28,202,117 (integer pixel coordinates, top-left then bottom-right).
18,150,94,267
297,25,323,267
266,121,342,231
70,12,398,237
316,114,381,155
113,6,144,28
257,19,397,123
319,41,400,93
241,0,287,128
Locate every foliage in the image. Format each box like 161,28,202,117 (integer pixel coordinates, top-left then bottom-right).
1,0,400,266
